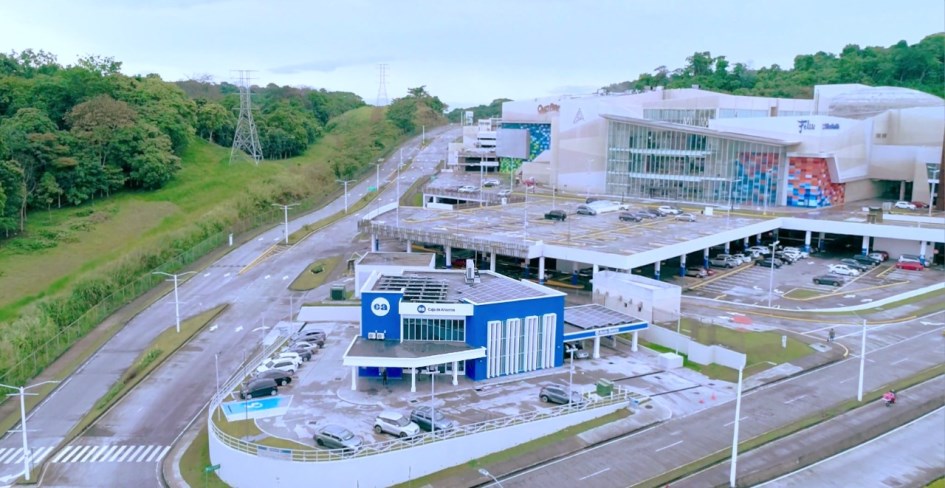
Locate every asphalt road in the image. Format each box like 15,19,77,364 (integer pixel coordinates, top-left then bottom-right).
490,317,945,488
0,126,460,487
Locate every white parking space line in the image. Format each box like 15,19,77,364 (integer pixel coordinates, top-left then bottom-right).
724,416,749,427
891,358,909,365
106,445,128,462
94,445,118,462
655,440,683,452
134,446,156,462
78,446,101,462
117,446,140,463
578,467,611,480
0,448,22,464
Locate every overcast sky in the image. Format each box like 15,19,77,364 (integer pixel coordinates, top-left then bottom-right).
2,0,942,109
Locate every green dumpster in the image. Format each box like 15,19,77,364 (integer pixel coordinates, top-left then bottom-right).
330,286,346,300
596,379,614,396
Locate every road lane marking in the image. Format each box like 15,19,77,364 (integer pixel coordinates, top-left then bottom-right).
839,377,855,384
578,468,611,480
785,394,807,404
891,358,909,365
106,445,128,462
724,416,749,427
655,440,683,452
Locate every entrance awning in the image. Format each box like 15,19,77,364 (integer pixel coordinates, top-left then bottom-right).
342,337,486,369
563,304,649,341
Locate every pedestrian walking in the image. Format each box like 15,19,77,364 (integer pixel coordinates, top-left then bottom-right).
381,367,388,387
828,328,835,343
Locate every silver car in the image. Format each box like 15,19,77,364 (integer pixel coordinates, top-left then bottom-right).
374,411,421,438
314,425,363,452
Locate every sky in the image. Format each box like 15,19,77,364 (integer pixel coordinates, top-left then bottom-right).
1,0,943,109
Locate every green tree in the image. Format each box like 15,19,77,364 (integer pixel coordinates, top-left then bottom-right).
66,95,137,167
385,98,417,133
196,101,234,144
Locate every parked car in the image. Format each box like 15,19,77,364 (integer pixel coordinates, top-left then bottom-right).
457,185,478,193
781,247,808,259
239,378,278,399
618,212,643,222
564,343,590,359
638,208,662,218
755,257,783,268
276,351,305,363
709,256,739,268
290,340,319,353
747,245,771,255
828,264,861,276
812,274,845,287
895,261,925,271
674,213,696,222
656,205,682,216
410,406,456,432
256,357,299,375
774,252,797,264
633,210,657,220
544,209,567,221
729,253,751,265
314,425,363,451
685,267,708,278
255,369,292,386
893,201,917,210
538,384,585,406
871,250,890,261
294,329,326,347
868,251,888,262
282,347,313,361
373,411,421,438
911,201,929,209
482,178,501,187
839,258,870,272
898,254,923,264
497,189,513,197
851,254,881,267
576,204,596,215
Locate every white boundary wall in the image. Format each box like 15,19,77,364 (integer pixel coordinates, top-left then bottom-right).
640,326,747,370
296,306,360,322
210,401,628,488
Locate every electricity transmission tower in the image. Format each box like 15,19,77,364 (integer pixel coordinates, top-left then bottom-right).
230,70,263,165
376,64,389,107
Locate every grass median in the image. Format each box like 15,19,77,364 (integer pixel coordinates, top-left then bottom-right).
288,256,343,291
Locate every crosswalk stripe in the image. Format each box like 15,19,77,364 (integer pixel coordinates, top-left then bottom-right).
148,446,171,462
0,448,11,464
12,446,48,464
61,445,90,463
117,445,141,463
32,446,52,464
50,445,76,463
106,445,128,462
134,446,155,463
78,446,101,463
88,445,112,462
0,448,23,464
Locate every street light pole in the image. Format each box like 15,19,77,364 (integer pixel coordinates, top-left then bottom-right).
857,318,867,401
1,380,60,481
767,240,780,308
214,352,221,421
376,159,382,192
271,203,299,245
429,367,436,435
153,271,196,333
336,179,353,214
728,366,744,487
568,348,575,405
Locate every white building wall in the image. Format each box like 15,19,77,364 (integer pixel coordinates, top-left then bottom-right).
592,271,680,324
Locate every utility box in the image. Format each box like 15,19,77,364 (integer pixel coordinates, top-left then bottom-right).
596,378,614,396
867,207,883,224
330,286,346,301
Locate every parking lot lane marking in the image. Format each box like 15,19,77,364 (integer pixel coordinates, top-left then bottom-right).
891,358,909,366
117,446,140,463
724,416,749,427
578,468,611,481
149,446,171,462
655,440,683,452
785,394,808,404
95,445,118,462
106,445,128,462
134,445,156,462
0,448,22,464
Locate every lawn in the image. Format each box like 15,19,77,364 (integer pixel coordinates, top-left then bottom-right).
288,256,343,291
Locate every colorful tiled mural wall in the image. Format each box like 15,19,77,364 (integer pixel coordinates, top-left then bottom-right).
786,157,845,208
500,123,551,161
732,152,780,205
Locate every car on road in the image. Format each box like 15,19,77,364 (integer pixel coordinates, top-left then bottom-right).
895,261,925,271
685,267,708,278
373,411,421,438
255,369,293,386
747,245,771,255
457,185,478,193
893,201,917,210
709,256,739,268
656,205,682,216
576,204,597,215
618,212,643,222
544,209,567,221
538,384,586,406
240,378,278,399
674,213,696,222
828,264,861,276
755,257,783,268
564,343,590,359
839,258,870,272
314,425,363,452
410,406,456,432
497,188,513,197
482,178,501,187
812,274,846,287
256,357,300,375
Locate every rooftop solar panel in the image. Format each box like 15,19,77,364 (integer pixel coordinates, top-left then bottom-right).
564,304,641,330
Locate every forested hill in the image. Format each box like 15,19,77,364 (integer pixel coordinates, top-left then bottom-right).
602,33,944,99
0,50,365,236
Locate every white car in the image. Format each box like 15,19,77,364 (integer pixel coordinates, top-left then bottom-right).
457,185,478,193
828,264,861,276
482,178,501,187
893,201,916,210
782,247,809,259
374,411,421,438
256,357,300,374
276,351,303,363
730,253,751,265
497,189,513,197
674,213,696,222
747,245,771,255
656,205,682,216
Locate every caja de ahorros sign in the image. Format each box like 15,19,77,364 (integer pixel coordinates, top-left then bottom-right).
400,302,473,316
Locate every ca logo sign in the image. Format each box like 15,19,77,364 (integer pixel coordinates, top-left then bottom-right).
417,304,426,314
371,297,390,317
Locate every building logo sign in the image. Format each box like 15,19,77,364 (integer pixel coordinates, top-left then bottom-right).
400,302,473,316
822,123,840,130
595,327,620,337
797,120,815,133
371,297,391,317
537,103,560,114
417,304,427,314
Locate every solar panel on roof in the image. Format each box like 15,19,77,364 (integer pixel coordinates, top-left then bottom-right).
564,304,641,330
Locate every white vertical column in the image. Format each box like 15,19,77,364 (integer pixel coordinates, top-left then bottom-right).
406,240,412,253
862,235,870,256
371,235,379,252
452,361,459,385
593,337,601,359
538,256,546,283
593,264,599,275
919,241,928,265
445,247,452,268
679,254,687,277
490,252,496,272
351,367,357,390
803,231,812,254
654,260,661,281
411,367,417,393
631,331,639,352
724,241,730,253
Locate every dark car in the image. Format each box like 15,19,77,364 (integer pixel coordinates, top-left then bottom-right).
755,257,782,268
638,208,661,218
255,369,293,386
851,254,881,266
538,384,585,406
240,378,278,399
812,274,845,287
618,212,642,222
839,258,869,272
285,344,314,361
293,329,326,347
314,425,363,452
409,406,455,432
544,209,567,221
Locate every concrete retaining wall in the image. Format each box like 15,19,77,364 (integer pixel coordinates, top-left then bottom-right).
209,402,628,488
297,306,360,322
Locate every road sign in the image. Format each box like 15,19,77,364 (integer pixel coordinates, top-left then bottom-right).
204,464,221,473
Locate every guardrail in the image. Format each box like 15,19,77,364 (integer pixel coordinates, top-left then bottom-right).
209,379,642,463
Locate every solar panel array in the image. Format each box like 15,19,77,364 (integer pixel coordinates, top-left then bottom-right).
453,274,547,303
374,275,451,303
564,304,639,330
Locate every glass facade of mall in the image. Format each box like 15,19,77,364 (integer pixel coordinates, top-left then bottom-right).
605,117,792,207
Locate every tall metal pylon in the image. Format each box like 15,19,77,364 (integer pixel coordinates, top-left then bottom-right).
230,70,263,165
376,64,389,107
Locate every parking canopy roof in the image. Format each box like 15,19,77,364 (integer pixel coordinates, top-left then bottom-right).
563,304,648,341
342,337,486,369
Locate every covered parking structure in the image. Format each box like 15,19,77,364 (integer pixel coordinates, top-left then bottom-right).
563,304,648,359
342,337,486,392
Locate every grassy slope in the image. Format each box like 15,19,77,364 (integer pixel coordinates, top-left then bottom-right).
0,106,388,323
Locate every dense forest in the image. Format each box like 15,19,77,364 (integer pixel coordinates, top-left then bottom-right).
0,50,368,238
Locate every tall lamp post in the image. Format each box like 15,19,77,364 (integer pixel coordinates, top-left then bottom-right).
568,348,575,405
271,203,299,245
153,271,196,333
425,366,437,435
767,240,780,308
375,159,383,192
728,365,745,487
857,318,868,401
337,179,354,214
1,380,60,481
